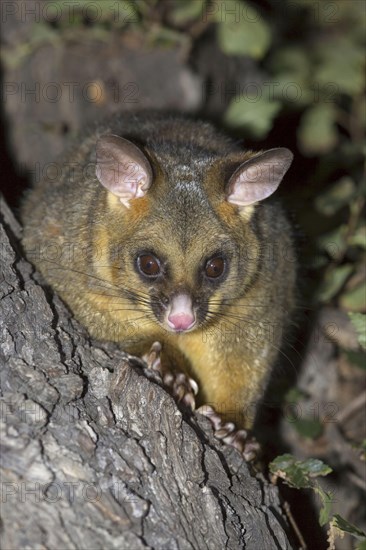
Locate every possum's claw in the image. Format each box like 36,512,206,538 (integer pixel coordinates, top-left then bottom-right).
142,345,259,461
142,341,163,376
197,405,260,462
163,372,198,410
142,342,198,410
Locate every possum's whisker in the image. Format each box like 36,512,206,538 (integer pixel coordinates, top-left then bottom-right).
205,310,299,370
86,290,151,306
45,260,151,300
207,309,298,361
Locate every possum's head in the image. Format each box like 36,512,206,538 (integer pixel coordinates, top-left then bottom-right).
94,130,293,334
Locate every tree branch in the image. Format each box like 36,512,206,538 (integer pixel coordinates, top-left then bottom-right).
0,194,294,549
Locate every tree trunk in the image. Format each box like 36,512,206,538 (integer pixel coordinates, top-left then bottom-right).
0,194,294,549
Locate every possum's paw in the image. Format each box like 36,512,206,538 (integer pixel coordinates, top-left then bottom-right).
142,341,163,376
142,341,198,410
162,371,198,411
142,344,259,461
197,405,260,462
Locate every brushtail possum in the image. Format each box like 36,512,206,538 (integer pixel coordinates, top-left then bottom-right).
21,112,296,429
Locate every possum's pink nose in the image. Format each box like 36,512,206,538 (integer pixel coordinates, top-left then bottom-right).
166,294,196,332
168,313,195,332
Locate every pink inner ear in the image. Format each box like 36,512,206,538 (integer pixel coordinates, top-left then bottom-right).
226,148,293,207
95,134,152,207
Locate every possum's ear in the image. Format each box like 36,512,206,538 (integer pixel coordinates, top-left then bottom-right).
226,148,293,208
96,134,153,208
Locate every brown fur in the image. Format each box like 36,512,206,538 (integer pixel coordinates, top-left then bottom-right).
21,112,296,428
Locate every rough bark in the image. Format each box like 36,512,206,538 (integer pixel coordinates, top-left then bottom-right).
0,194,294,549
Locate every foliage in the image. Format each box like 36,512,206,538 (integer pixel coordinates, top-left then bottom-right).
215,0,271,59
348,313,366,350
270,454,366,545
218,1,365,316
224,96,281,138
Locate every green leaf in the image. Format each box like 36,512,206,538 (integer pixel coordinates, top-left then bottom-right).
298,104,338,156
290,417,323,439
349,225,366,249
269,454,332,490
348,312,366,349
340,282,366,312
319,499,332,526
315,177,357,216
224,96,281,138
270,453,297,472
317,486,333,526
317,264,353,303
316,225,348,261
268,73,313,106
314,39,365,96
269,47,312,105
270,46,310,77
310,484,336,526
332,515,366,541
216,1,271,59
301,458,332,477
170,0,205,25
356,542,366,550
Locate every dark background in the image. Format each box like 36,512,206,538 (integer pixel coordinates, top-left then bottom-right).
1,1,365,548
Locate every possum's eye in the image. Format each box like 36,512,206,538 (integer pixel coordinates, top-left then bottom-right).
137,253,161,278
205,256,225,279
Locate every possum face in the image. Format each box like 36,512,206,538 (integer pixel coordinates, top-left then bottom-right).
94,133,293,334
